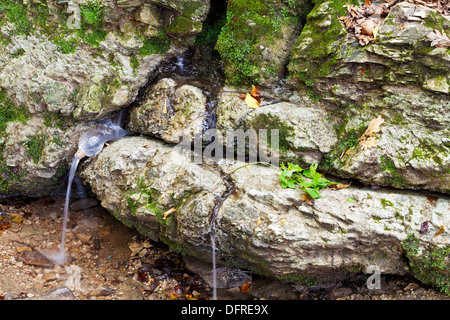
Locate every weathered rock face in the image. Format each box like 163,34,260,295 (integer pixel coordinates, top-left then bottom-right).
216,88,340,165
0,0,210,195
80,136,450,292
1,0,450,296
127,78,207,143
215,0,311,87
287,1,450,193
0,117,88,196
80,136,226,246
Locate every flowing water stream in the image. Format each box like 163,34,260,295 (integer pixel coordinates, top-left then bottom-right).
44,121,129,265
45,156,81,265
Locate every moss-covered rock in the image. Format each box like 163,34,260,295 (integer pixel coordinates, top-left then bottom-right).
0,0,211,196
403,234,450,295
215,0,312,87
127,78,207,144
288,1,450,193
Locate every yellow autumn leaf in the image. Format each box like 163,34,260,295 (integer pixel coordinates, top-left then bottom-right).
244,93,260,109
163,98,168,114
12,217,24,224
373,27,379,41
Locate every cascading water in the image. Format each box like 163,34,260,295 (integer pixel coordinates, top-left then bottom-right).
208,173,235,300
45,121,129,265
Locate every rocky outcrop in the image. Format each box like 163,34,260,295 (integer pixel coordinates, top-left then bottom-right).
287,1,450,193
127,78,207,143
80,136,226,245
80,135,450,292
0,0,210,195
215,0,311,87
1,0,449,296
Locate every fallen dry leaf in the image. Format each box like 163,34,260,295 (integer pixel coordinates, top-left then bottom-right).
359,115,385,150
427,29,450,47
163,208,176,220
301,194,313,206
343,1,450,46
244,93,260,109
434,225,445,237
0,221,11,230
240,85,263,109
163,98,168,114
241,281,252,293
331,182,352,190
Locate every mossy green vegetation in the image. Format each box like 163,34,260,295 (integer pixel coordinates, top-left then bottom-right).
320,124,364,172
43,111,70,130
0,88,31,133
288,0,359,88
250,113,295,154
0,0,35,36
403,233,450,295
215,0,310,86
139,30,171,56
25,133,48,164
0,0,109,53
77,1,106,47
379,155,406,187
194,14,226,46
0,143,26,192
164,15,202,35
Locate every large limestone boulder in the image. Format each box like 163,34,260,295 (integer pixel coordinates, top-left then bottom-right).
127,78,207,143
80,135,450,293
80,136,227,246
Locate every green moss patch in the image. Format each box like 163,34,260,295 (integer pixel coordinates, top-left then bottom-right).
216,0,309,86
139,30,171,56
0,88,30,133
25,133,48,164
288,0,359,87
403,233,450,295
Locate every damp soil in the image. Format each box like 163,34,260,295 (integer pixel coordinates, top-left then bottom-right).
0,196,449,300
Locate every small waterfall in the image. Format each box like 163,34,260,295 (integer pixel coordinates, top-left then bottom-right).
44,121,129,265
209,227,218,300
208,172,235,300
57,156,81,263
175,55,185,74
45,156,81,265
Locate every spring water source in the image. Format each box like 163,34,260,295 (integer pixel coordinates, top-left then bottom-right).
46,121,129,265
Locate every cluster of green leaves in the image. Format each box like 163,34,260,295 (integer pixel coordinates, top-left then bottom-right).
279,162,335,199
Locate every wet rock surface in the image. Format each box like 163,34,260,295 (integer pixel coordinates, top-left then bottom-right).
79,135,450,293
0,196,449,300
